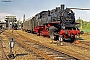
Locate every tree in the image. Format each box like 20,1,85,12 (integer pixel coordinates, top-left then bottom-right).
76,19,90,32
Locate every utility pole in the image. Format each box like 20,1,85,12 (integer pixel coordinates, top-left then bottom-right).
23,14,25,23
23,14,25,30
79,17,82,29
81,19,82,30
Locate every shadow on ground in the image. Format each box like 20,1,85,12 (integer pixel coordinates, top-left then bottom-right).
15,53,28,58
76,37,84,40
8,53,28,59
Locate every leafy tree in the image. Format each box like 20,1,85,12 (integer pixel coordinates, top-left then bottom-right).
76,19,90,32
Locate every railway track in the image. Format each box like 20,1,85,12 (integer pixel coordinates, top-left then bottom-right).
3,30,90,60
15,31,90,51
0,36,9,60
62,41,90,51
1,33,44,60
80,41,90,46
4,30,78,60
0,30,9,60
17,30,90,60
16,42,45,60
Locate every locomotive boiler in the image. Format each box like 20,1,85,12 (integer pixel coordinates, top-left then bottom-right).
23,4,90,42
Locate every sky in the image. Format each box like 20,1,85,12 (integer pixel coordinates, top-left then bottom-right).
0,0,90,22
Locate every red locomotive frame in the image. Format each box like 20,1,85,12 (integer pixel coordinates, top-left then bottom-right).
33,22,80,42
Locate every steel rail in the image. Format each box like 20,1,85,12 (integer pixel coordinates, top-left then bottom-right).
16,30,90,60
4,31,57,60
4,30,78,60
0,37,9,60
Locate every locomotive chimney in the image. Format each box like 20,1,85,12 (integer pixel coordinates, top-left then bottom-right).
61,4,65,11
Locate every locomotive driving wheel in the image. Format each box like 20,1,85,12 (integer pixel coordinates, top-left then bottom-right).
37,30,40,36
70,34,75,43
49,32,55,40
49,26,57,40
70,38,75,43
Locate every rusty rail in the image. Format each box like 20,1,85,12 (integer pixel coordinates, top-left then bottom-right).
15,30,90,60
3,30,90,60
15,38,57,60
4,31,57,60
4,30,78,60
0,37,9,60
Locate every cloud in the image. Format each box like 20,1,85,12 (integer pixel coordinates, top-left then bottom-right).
86,10,90,15
0,12,14,22
74,10,90,22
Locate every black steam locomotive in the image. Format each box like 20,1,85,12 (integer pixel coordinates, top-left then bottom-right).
23,4,80,42
12,23,18,30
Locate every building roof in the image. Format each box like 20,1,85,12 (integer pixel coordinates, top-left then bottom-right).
0,22,6,24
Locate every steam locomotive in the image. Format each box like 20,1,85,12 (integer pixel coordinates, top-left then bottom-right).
12,23,18,30
23,4,81,42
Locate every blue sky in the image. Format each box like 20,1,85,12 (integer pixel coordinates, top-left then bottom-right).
0,0,90,22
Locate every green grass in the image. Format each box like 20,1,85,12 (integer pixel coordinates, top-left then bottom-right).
80,29,90,33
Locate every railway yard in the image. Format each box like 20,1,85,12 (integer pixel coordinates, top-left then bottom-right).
0,0,90,60
0,30,89,60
